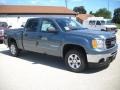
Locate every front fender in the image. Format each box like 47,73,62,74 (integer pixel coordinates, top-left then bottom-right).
63,35,92,53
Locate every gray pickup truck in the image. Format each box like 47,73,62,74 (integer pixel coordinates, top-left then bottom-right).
4,17,118,72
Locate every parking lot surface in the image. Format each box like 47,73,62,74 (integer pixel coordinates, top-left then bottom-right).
0,30,120,90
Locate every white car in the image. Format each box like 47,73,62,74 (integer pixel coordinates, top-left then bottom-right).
83,17,117,33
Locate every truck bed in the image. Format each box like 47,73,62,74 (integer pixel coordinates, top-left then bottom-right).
4,28,24,49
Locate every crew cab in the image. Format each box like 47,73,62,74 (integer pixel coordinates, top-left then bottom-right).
4,17,118,72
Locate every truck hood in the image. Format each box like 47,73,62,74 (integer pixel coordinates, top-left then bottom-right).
103,25,117,28
67,29,115,39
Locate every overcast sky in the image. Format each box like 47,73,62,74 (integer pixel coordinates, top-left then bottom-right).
0,0,120,14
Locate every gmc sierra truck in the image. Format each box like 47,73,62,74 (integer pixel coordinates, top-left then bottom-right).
4,17,118,73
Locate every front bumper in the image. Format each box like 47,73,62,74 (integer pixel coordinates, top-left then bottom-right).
87,45,117,67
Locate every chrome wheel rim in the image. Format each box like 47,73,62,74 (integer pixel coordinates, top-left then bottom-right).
10,44,16,55
68,54,81,69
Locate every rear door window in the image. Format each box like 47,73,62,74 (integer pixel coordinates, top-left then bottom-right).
0,22,8,28
25,19,39,32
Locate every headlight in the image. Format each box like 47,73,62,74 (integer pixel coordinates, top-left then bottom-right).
92,39,105,49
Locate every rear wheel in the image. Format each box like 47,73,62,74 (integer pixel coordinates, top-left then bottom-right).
0,40,3,44
65,50,86,73
9,42,20,57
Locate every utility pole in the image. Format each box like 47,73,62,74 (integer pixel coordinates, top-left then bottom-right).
108,0,109,11
65,0,68,8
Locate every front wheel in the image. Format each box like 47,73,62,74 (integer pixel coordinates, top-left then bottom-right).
9,42,20,57
101,29,105,31
65,50,86,73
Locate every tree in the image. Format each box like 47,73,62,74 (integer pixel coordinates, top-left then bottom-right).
73,6,87,14
112,8,120,24
89,11,94,15
94,8,111,19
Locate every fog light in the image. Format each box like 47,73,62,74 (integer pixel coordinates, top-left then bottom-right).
99,58,105,64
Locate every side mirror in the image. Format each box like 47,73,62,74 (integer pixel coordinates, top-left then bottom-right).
8,26,12,28
21,25,25,28
47,27,58,33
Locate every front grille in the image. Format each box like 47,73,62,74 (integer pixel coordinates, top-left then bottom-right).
105,37,116,49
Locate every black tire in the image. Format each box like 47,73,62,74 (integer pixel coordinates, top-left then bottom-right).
65,49,86,73
9,42,20,57
101,29,105,31
0,40,3,44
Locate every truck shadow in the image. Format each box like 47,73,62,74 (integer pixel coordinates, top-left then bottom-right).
0,50,108,74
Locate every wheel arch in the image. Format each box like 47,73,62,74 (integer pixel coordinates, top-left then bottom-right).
63,44,87,63
8,37,17,47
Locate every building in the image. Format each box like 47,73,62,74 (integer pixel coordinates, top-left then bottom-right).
0,5,76,28
76,14,94,24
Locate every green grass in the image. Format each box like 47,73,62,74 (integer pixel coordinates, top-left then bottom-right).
116,24,120,29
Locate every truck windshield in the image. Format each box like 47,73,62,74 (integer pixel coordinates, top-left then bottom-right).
56,18,84,31
0,22,8,28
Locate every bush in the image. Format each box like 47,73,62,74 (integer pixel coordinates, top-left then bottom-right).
113,8,120,24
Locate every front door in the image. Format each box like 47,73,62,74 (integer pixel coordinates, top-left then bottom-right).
38,19,62,56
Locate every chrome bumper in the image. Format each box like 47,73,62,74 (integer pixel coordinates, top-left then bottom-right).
87,51,117,63
87,45,118,63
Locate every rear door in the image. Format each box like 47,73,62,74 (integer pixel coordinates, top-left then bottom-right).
23,19,42,52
